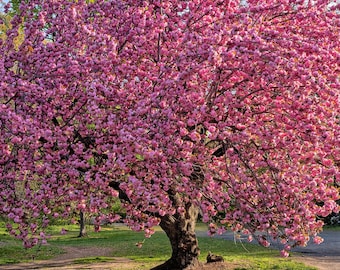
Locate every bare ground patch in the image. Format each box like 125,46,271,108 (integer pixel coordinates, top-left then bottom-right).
292,256,340,270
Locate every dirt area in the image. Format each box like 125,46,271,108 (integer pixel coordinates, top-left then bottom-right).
292,256,340,270
0,246,139,270
1,246,340,270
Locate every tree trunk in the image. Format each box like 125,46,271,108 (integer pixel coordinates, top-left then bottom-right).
151,203,201,270
78,211,87,237
109,181,201,269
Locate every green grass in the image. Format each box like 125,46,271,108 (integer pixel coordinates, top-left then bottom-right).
323,225,340,231
0,222,318,269
73,256,116,264
0,234,64,264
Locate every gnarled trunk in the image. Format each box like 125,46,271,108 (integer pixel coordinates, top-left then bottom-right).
151,203,201,270
109,181,201,269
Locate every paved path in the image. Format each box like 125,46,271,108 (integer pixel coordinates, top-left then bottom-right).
207,230,340,256
197,229,340,270
292,230,340,257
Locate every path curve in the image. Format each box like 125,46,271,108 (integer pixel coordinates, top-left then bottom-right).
197,229,340,270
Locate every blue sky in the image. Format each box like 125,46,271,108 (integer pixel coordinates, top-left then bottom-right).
0,1,9,13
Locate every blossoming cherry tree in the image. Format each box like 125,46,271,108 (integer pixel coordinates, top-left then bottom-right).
0,0,339,269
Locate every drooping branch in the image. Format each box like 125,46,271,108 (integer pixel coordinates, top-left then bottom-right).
108,181,132,204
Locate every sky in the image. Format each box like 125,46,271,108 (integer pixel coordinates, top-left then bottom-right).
0,1,9,13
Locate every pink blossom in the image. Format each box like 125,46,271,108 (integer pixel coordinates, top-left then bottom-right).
313,236,324,245
159,209,166,216
322,159,333,167
280,250,289,258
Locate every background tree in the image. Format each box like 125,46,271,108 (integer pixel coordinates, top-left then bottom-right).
0,0,339,269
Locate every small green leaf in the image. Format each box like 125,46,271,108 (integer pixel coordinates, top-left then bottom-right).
257,167,268,175
56,116,64,126
135,154,144,161
87,156,95,166
86,123,96,130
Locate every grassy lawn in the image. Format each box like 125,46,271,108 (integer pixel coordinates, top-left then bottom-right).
323,225,340,231
0,222,318,269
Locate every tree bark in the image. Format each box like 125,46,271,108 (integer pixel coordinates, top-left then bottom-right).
151,202,201,270
78,211,87,237
109,181,201,269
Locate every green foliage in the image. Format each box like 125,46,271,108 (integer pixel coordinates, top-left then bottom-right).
10,0,22,14
73,256,115,264
135,153,145,161
111,198,126,218
87,156,96,166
